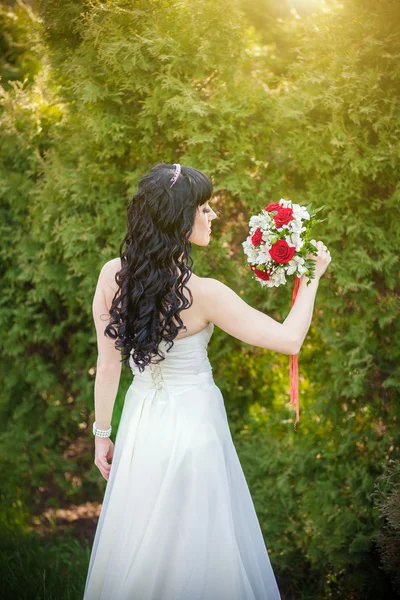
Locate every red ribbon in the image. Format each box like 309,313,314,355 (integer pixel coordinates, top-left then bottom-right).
289,276,301,430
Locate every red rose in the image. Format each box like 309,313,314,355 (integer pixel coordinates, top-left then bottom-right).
251,227,263,246
269,239,296,264
265,202,281,212
274,207,294,229
250,265,271,281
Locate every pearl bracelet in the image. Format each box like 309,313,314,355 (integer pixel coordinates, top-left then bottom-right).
93,421,112,438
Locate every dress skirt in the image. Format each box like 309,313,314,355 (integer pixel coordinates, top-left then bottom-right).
83,369,281,600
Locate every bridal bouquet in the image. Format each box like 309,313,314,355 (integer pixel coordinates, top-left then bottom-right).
242,199,324,287
242,198,325,430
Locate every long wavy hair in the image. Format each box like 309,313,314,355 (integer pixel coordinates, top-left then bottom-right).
104,163,213,372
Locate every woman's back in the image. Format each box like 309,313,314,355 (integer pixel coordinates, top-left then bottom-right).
103,257,299,353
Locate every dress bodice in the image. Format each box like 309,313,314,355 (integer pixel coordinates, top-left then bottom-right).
129,322,215,392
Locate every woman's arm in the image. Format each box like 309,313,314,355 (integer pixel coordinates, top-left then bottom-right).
92,259,122,430
202,277,302,355
202,275,319,355
202,243,329,355
282,275,320,353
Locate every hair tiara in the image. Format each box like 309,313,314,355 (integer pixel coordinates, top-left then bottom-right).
170,163,181,188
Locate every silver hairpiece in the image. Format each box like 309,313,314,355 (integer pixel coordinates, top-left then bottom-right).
170,163,181,188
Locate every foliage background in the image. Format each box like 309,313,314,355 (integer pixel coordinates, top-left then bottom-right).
0,0,399,598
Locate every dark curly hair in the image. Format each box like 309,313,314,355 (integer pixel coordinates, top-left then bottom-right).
104,162,213,372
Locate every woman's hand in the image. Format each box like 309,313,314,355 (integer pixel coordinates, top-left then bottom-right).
307,239,332,280
94,436,114,481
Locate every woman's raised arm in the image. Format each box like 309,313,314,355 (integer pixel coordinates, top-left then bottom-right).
201,277,306,355
201,240,330,355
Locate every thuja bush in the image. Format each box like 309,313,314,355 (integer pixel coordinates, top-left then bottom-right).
371,459,400,594
1,0,278,511
0,1,42,89
233,0,400,597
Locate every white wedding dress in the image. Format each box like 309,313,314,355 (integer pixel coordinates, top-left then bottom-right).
83,322,281,599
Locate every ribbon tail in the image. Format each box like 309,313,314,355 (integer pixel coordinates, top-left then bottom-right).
289,354,299,430
290,276,301,430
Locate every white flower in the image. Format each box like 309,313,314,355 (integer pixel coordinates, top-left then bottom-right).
256,250,272,264
292,204,310,220
279,198,292,208
298,263,308,276
287,255,305,275
245,249,259,263
290,219,304,233
285,232,303,252
259,214,273,229
266,267,287,287
249,215,262,228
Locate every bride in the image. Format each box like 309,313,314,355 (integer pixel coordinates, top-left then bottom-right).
84,163,331,599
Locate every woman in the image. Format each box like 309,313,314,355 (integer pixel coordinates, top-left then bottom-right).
84,163,331,599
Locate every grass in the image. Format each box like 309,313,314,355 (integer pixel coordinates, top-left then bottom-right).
0,527,90,600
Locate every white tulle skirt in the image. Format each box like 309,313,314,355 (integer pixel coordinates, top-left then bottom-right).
83,372,281,599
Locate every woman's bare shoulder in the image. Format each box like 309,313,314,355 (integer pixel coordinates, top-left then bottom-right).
98,257,122,294
107,257,122,271
189,273,218,293
189,275,229,310
191,274,224,293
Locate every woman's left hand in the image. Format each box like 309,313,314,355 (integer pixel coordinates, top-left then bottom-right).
94,437,114,481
